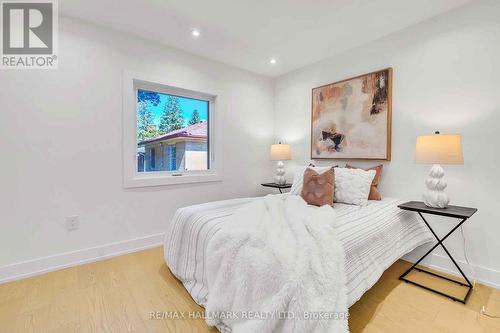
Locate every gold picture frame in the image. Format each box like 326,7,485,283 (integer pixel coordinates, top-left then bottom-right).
311,68,392,160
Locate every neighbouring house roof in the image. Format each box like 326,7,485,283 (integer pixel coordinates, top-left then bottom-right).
138,121,207,146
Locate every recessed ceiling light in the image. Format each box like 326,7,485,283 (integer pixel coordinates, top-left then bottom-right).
191,29,200,38
270,58,277,65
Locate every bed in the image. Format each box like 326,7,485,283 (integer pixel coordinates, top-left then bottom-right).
163,195,433,308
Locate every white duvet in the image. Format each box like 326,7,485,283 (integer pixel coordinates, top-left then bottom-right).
205,195,349,333
164,196,433,332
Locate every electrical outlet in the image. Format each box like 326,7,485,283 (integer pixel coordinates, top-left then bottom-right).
65,215,79,231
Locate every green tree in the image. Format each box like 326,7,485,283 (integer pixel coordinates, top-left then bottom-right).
159,96,184,133
188,109,201,125
137,90,160,106
137,101,159,141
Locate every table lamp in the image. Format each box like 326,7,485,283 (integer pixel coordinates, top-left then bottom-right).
270,142,291,185
415,131,464,208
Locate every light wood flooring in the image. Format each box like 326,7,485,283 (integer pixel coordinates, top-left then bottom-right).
0,247,499,333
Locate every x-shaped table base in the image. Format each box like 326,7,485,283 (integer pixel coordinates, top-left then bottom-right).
399,212,473,304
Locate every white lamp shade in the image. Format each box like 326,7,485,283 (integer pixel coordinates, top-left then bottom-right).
270,144,291,161
415,134,463,165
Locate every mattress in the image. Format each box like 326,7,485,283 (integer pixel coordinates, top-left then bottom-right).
164,195,432,308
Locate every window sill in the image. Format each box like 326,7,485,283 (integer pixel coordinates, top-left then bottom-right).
124,172,222,188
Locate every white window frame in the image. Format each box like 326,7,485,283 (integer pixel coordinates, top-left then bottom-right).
122,71,221,188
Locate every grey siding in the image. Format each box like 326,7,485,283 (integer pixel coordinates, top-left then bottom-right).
141,140,207,172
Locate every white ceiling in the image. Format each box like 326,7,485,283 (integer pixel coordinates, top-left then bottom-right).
60,0,474,77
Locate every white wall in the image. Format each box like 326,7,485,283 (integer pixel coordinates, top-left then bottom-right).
274,0,500,286
0,17,274,275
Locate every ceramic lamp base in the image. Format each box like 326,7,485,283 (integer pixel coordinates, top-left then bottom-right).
423,164,450,208
274,161,286,185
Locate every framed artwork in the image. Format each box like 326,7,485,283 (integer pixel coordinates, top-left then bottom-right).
311,68,392,160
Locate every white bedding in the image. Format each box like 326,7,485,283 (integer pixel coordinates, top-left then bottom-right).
164,195,432,309
205,195,348,333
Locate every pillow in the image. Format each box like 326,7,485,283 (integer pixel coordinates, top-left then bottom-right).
300,167,335,206
346,164,383,200
290,164,337,195
334,168,376,206
290,164,317,194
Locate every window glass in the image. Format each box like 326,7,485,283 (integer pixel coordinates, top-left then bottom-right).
137,89,209,172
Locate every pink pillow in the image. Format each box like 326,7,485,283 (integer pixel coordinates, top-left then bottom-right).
300,167,335,206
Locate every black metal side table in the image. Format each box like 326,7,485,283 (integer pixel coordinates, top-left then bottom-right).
261,183,292,194
398,201,477,304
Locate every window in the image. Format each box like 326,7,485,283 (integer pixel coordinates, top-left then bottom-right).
137,89,209,173
149,147,156,170
167,145,176,171
123,72,220,187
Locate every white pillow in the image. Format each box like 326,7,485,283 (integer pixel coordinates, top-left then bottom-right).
334,168,376,206
290,165,331,195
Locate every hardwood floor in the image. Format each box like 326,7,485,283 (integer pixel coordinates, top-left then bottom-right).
0,247,499,333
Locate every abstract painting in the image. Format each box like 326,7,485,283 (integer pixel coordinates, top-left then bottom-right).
311,68,392,160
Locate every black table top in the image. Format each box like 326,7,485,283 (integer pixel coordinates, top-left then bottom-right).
398,201,477,219
261,183,292,188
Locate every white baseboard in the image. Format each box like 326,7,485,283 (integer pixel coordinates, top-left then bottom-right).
0,233,165,284
403,252,500,290
2,233,499,291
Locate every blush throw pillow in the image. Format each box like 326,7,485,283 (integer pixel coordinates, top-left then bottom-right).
290,164,329,195
334,168,376,206
300,167,335,206
346,164,383,200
